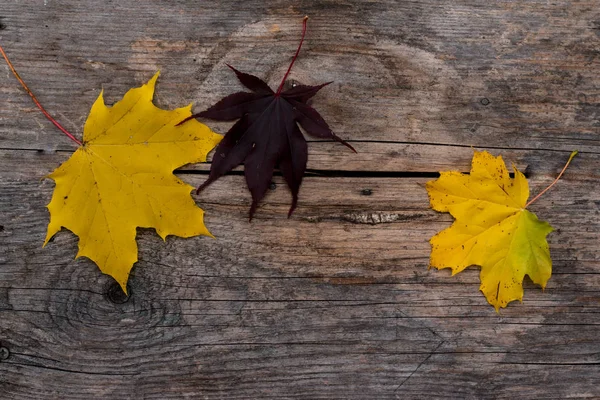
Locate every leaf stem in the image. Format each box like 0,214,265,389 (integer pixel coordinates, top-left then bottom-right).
525,151,578,208
0,44,82,146
275,16,309,96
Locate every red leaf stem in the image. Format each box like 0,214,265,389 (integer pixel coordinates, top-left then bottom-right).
0,44,82,146
275,16,309,96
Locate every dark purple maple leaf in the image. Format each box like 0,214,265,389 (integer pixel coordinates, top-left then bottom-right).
179,16,355,220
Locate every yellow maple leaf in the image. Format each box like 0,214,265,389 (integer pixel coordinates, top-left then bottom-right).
426,150,576,310
43,72,222,292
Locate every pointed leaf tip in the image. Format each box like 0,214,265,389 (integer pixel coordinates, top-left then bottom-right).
287,204,297,218
176,114,196,126
146,71,160,91
119,280,129,295
227,65,274,94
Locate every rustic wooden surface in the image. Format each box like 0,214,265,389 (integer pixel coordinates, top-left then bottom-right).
1,1,599,398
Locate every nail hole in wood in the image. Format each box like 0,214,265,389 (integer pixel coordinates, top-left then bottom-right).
0,347,9,361
480,98,490,106
269,182,277,190
361,189,373,196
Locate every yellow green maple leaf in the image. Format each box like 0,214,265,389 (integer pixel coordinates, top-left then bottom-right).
44,72,222,292
426,150,576,310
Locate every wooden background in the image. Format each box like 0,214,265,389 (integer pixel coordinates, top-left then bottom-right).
1,1,599,398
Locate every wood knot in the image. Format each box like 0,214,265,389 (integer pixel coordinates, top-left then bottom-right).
105,282,131,304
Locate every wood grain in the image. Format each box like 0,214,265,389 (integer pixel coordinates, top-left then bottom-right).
1,0,599,398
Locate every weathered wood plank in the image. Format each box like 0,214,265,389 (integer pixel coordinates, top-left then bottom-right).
1,0,599,152
2,171,600,398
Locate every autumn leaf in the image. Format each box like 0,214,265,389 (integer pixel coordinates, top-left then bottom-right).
426,150,577,310
0,43,222,293
42,72,222,291
179,16,356,220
